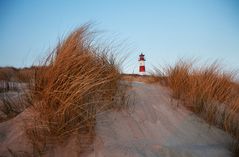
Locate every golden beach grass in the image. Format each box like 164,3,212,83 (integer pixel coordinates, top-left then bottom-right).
24,25,126,154
158,59,239,154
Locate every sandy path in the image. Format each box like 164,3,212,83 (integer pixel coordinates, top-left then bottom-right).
85,82,233,157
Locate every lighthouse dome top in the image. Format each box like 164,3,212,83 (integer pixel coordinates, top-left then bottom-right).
139,53,144,56
139,53,146,61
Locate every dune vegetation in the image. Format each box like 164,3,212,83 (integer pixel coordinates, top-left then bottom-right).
158,59,239,155
16,25,128,154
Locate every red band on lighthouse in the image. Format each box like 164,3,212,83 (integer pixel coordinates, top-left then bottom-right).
139,66,145,72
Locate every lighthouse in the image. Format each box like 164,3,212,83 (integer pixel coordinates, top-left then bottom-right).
138,53,146,75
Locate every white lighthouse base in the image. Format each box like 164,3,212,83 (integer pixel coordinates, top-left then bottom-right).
139,72,146,75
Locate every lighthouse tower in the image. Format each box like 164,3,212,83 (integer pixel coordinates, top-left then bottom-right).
138,53,146,75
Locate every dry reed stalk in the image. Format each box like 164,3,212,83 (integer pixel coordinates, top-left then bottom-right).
24,25,126,154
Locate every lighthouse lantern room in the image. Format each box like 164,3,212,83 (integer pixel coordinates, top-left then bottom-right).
138,53,146,74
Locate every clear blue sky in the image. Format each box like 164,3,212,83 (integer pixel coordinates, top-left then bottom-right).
1,0,239,73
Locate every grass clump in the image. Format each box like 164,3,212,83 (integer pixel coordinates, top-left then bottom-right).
24,25,126,154
121,74,162,83
159,59,239,155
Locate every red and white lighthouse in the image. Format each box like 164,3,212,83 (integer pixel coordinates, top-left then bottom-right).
138,53,146,74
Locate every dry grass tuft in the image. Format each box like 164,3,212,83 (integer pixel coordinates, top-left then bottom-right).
121,74,163,83
158,59,239,154
0,67,34,83
24,25,126,154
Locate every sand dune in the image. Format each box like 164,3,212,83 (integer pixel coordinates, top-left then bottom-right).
0,82,233,157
